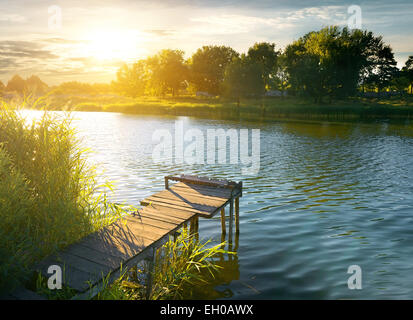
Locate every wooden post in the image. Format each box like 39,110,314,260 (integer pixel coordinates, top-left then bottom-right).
220,208,226,236
229,199,234,245
235,197,240,234
164,177,169,189
189,217,196,236
194,216,199,241
146,247,156,300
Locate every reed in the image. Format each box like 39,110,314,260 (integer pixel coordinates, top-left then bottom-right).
97,229,233,300
0,101,128,293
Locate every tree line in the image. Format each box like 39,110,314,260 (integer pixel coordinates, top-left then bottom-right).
114,26,413,103
2,26,413,104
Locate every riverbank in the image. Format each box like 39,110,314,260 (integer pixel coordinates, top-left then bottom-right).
36,94,413,122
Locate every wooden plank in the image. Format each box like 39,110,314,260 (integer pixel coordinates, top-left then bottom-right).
169,184,230,201
142,195,218,213
64,243,123,269
133,209,186,225
150,189,228,208
78,222,150,259
166,175,239,189
71,233,170,300
123,215,180,232
121,217,179,235
172,182,234,198
36,251,111,286
141,199,212,216
123,218,172,240
142,205,197,220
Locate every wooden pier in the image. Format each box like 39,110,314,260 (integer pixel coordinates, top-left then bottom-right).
5,175,242,300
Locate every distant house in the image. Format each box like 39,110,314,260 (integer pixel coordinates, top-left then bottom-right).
264,90,287,97
196,91,214,97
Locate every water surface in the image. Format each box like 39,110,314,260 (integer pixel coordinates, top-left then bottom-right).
24,110,413,299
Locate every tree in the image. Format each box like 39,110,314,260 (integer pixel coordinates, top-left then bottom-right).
189,45,239,95
147,49,188,96
114,61,147,97
223,55,265,105
25,75,48,95
247,42,280,90
6,75,26,94
272,53,289,95
363,44,398,93
391,71,409,97
401,56,413,94
284,26,398,102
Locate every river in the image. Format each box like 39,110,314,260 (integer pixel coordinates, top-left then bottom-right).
24,110,413,299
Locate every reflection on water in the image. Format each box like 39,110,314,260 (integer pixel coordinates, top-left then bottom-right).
20,110,413,299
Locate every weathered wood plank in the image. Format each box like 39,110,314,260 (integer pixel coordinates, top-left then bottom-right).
133,208,187,225
141,199,212,216
150,189,228,208
169,184,230,201
36,251,111,286
123,214,180,230
172,182,234,198
123,217,173,240
78,222,150,259
64,243,123,269
165,175,239,189
143,195,218,213
142,205,197,220
121,218,175,239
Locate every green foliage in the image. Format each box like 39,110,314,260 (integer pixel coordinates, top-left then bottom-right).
49,81,113,96
402,56,413,94
283,26,398,102
147,49,188,96
247,42,280,89
114,61,147,97
223,55,265,100
0,103,127,293
189,45,239,95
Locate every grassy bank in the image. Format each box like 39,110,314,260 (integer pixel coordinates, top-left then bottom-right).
35,94,413,122
0,103,128,293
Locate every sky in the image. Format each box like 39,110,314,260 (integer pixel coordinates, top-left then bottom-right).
1,0,413,85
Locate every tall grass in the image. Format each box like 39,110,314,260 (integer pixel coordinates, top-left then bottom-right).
0,102,127,293
96,229,232,300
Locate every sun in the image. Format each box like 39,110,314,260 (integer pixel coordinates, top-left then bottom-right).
84,30,146,61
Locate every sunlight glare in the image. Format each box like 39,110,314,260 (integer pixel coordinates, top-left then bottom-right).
84,30,146,61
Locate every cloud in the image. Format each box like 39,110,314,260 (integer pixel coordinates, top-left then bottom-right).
0,41,58,59
144,29,176,37
189,14,294,35
0,14,26,23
